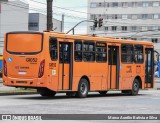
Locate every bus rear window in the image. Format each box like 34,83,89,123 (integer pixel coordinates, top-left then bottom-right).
6,33,43,54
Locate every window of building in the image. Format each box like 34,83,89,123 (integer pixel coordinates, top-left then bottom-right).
90,26,95,31
142,26,148,31
29,22,38,27
153,2,159,7
142,14,148,19
112,14,118,19
131,38,137,40
49,38,57,61
112,2,118,7
121,44,134,63
105,2,110,7
132,2,138,7
131,26,137,31
122,26,127,31
122,2,128,7
98,2,102,7
90,3,97,8
153,14,159,19
96,42,107,62
152,26,159,30
121,38,127,40
112,26,117,31
98,14,102,18
152,38,158,43
104,26,108,31
142,2,149,7
75,40,82,61
134,45,143,63
132,14,138,19
90,14,96,20
83,41,95,62
122,14,128,19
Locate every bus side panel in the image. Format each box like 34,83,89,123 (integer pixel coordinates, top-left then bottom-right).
44,36,59,92
119,64,133,90
133,63,145,89
72,62,88,91
88,63,107,91
89,63,100,91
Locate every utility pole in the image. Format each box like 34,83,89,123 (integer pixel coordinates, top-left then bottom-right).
61,14,64,32
47,0,53,31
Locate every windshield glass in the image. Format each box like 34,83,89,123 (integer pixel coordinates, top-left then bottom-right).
7,33,43,54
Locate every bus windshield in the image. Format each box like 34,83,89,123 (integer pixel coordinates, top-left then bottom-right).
6,33,43,55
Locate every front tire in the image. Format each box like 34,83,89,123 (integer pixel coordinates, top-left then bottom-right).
122,79,140,96
130,79,140,96
37,88,56,97
76,78,89,98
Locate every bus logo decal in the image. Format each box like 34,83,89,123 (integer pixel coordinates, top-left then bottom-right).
8,58,12,62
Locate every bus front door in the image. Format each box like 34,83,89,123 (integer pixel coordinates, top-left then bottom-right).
59,42,73,90
108,46,120,89
145,48,154,88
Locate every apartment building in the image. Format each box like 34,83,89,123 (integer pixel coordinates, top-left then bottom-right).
87,0,160,47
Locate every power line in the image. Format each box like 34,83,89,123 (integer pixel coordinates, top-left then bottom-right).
30,0,89,15
1,1,87,20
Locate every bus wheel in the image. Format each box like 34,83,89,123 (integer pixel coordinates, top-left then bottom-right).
37,88,56,97
76,78,89,98
99,91,108,95
130,79,140,96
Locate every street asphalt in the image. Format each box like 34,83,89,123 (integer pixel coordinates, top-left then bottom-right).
0,90,160,114
0,78,160,122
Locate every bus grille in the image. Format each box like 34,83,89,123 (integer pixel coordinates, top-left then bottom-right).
16,81,27,84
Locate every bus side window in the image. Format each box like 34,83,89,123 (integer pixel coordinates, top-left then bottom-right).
96,42,107,62
83,41,95,62
134,45,143,63
75,40,82,62
49,38,57,61
121,44,134,63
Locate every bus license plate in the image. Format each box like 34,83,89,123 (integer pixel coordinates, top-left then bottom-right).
18,71,26,75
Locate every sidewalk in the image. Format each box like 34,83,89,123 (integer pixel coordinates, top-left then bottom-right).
155,78,160,83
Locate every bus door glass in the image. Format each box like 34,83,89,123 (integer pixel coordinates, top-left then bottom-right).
145,48,154,88
108,45,120,89
59,42,73,90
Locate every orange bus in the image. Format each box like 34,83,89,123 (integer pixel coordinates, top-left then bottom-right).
3,31,154,98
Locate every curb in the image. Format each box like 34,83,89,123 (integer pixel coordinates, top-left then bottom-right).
0,92,37,96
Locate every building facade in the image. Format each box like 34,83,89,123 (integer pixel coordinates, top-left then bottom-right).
29,13,62,32
0,0,29,54
87,0,160,51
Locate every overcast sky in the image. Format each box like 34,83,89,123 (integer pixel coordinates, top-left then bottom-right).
20,0,88,34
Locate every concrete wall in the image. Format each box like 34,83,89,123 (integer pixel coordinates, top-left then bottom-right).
29,13,62,32
0,0,29,55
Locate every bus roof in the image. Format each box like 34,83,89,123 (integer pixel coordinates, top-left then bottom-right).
6,31,153,46
44,32,153,46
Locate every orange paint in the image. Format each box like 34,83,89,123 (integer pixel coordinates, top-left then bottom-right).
3,32,154,93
